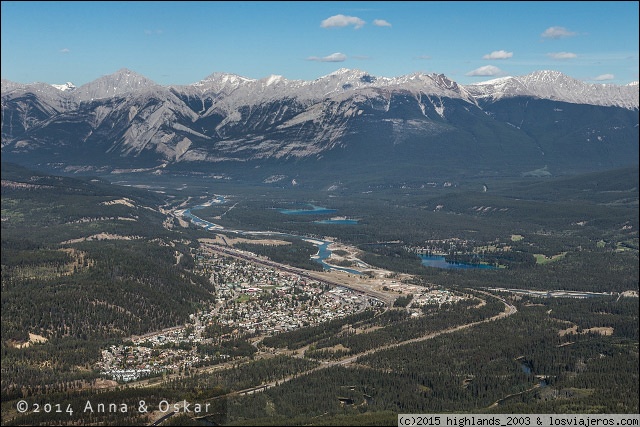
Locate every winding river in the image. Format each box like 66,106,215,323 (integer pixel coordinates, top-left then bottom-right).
179,197,362,275
180,197,499,274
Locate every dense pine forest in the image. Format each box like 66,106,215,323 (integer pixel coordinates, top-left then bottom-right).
1,162,637,425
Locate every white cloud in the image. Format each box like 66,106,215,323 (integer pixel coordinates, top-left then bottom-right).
59,48,70,54
541,26,577,39
321,14,365,29
307,52,347,62
373,19,391,27
466,65,505,77
547,52,578,60
482,50,513,60
594,74,615,81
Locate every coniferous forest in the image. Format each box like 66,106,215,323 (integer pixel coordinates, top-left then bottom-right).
1,162,637,425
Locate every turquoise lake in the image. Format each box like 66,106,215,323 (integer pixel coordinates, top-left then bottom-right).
279,204,337,215
314,218,359,225
184,198,498,273
419,254,498,270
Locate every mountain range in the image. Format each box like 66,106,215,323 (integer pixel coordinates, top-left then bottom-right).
2,68,638,184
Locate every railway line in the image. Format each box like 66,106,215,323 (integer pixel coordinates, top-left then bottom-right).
203,243,395,306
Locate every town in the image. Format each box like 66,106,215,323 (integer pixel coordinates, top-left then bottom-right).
96,241,464,382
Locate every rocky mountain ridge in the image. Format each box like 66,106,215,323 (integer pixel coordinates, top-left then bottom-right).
2,68,638,183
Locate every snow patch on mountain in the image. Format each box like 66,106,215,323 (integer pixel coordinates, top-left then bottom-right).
468,70,639,110
74,68,159,101
2,68,638,169
51,82,76,91
4,69,638,113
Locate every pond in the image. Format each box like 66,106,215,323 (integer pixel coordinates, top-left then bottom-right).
279,204,337,215
314,218,359,225
419,254,498,270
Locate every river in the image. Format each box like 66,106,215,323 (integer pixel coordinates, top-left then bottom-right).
182,198,500,274
180,198,362,275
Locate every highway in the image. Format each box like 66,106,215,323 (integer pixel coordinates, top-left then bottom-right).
149,288,518,425
202,243,395,305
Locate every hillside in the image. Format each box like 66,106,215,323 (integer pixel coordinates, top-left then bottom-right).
2,69,637,186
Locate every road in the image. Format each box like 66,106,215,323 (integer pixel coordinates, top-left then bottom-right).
116,235,517,426
202,243,397,306
146,290,517,424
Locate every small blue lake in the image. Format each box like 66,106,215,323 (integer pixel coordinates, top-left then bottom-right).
419,254,498,270
314,218,359,225
279,204,358,225
184,198,498,274
182,199,362,275
279,204,337,215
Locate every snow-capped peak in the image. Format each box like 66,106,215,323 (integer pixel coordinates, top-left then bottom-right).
471,76,514,86
326,68,362,77
196,72,255,85
466,70,638,110
262,74,285,86
522,69,567,83
51,82,76,91
320,68,377,84
190,72,256,95
73,68,159,101
3,68,637,111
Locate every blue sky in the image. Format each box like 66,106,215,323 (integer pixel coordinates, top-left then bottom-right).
1,1,638,86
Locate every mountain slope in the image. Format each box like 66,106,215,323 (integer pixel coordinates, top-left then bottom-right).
2,69,638,183
466,70,639,110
